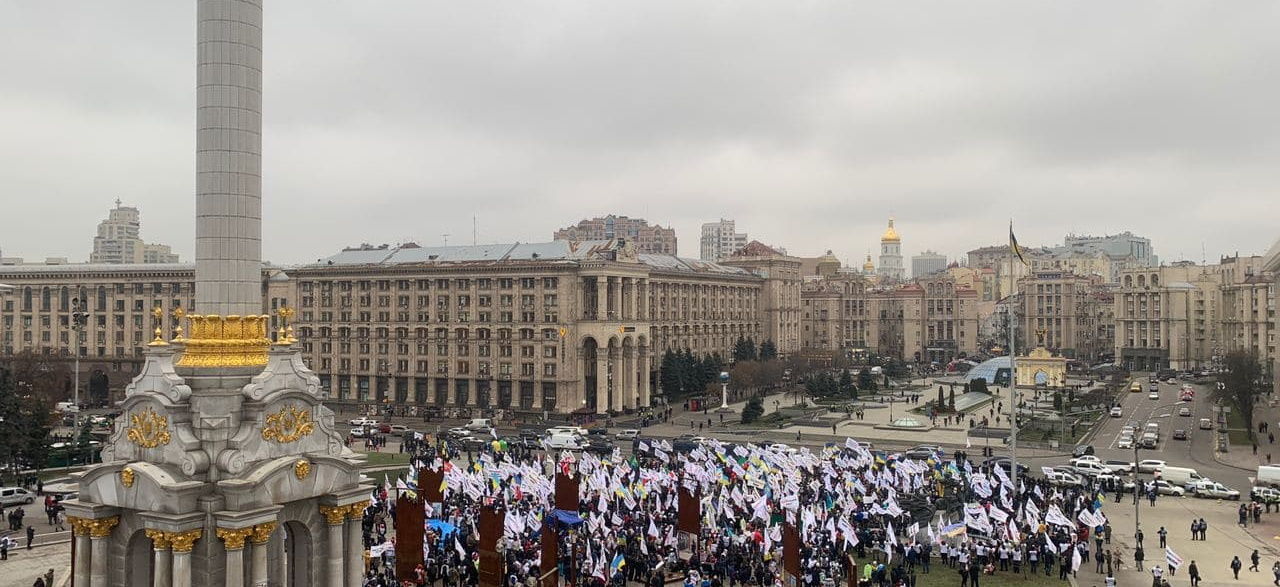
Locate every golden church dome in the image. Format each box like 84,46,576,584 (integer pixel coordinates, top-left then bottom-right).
881,218,900,243
862,254,874,272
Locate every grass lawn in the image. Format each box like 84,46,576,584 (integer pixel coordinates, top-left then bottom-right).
365,467,409,487
847,557,1063,587
1225,405,1254,446
361,452,411,468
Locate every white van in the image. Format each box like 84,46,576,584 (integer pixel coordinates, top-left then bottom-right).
465,418,494,431
1257,464,1280,488
55,402,80,414
1157,465,1204,487
0,487,34,506
544,434,582,450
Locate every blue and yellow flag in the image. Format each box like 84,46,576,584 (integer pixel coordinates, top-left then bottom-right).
1009,222,1029,266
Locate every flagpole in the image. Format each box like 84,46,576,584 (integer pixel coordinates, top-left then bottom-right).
1008,225,1020,497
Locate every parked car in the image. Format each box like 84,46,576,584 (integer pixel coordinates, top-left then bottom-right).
1192,482,1240,500
982,457,1028,476
546,426,587,438
672,436,701,453
1096,473,1136,492
615,429,640,441
1137,459,1167,473
1069,455,1102,467
348,417,378,427
0,487,34,506
1110,406,1124,418
1151,480,1185,497
1047,471,1084,488
1103,460,1135,474
905,446,942,460
465,418,495,431
1072,445,1095,458
1250,486,1280,504
1172,429,1188,440
349,427,367,438
1198,418,1213,430
1072,462,1109,477
584,440,616,456
389,424,410,434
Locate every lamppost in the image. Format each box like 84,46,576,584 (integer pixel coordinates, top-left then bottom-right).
69,295,89,423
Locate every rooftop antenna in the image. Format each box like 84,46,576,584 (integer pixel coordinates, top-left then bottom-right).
1201,241,1206,266
473,215,477,246
442,233,450,246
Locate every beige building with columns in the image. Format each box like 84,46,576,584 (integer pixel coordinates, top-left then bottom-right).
288,239,769,415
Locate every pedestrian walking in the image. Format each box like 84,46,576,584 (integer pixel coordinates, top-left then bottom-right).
1273,561,1280,586
1157,526,1167,548
1190,560,1201,587
1231,555,1243,579
25,525,34,549
1251,550,1261,572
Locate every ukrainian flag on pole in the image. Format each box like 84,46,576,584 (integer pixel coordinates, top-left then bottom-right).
1009,221,1030,266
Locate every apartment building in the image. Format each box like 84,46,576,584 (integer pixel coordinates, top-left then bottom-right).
553,215,677,255
1219,255,1275,372
0,262,279,404
288,240,772,415
1017,271,1109,360
1114,263,1223,371
700,219,749,262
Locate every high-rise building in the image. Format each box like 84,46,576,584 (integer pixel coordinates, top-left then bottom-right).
1114,262,1223,371
553,215,677,254
1063,231,1157,267
1218,254,1275,375
700,219,749,261
721,241,803,356
88,200,179,264
1017,271,1110,360
911,250,947,278
877,218,904,282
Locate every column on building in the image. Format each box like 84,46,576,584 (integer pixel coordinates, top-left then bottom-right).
69,518,92,587
595,351,608,414
320,505,347,587
169,529,203,587
637,279,648,320
607,345,620,411
145,529,173,587
250,522,276,587
345,502,369,587
621,344,635,410
638,345,652,407
595,277,606,320
88,516,120,586
217,527,253,587
614,277,624,319
576,277,587,320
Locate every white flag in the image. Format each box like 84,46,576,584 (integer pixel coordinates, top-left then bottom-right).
1165,548,1183,569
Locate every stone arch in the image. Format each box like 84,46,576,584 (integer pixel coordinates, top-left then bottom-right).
279,520,313,587
1034,370,1048,386
125,528,153,587
582,336,600,412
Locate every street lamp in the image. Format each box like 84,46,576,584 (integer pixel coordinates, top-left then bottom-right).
69,296,89,422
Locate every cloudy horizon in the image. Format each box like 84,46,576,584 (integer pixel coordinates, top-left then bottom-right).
2,1,1277,268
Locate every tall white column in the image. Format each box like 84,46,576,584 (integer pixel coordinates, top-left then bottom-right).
595,278,606,320
345,503,368,587
72,521,91,587
85,517,119,587
169,529,202,587
145,529,173,587
639,348,651,407
320,506,346,587
250,523,276,587
594,355,607,414
196,0,264,316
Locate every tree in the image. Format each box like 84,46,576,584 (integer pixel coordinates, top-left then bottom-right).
759,339,778,361
838,370,854,396
1052,391,1063,412
1215,350,1267,440
659,350,681,397
937,386,945,406
741,396,764,424
948,388,956,410
732,337,758,362
858,368,876,392
0,366,54,477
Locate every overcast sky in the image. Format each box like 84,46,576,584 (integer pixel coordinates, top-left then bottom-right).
2,1,1277,269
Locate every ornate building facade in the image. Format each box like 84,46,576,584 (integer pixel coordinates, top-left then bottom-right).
877,218,904,282
552,215,677,255
286,240,771,414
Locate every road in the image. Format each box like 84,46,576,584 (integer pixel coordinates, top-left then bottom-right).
1086,376,1253,490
